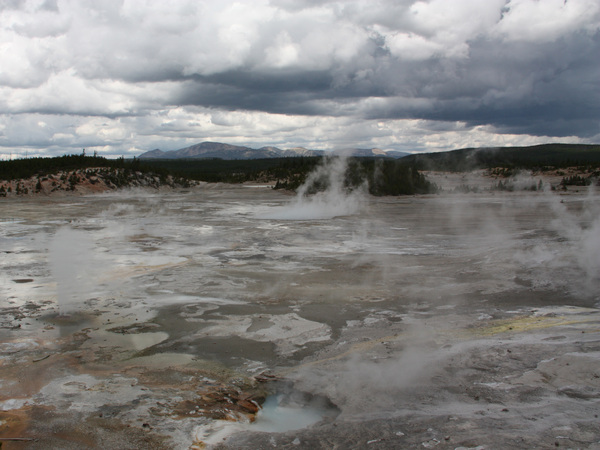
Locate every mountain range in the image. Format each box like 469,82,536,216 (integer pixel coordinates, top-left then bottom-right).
138,142,409,160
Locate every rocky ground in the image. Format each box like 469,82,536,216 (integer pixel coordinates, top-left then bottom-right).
0,167,195,197
226,305,600,449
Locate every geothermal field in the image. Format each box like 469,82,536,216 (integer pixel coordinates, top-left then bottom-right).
1,174,600,449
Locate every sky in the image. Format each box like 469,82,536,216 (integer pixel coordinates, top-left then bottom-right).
1,0,599,159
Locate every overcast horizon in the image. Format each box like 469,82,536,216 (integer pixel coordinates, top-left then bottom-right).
1,0,599,159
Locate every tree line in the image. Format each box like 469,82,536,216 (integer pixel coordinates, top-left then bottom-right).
0,153,163,181
1,153,438,196
403,144,600,172
272,157,438,196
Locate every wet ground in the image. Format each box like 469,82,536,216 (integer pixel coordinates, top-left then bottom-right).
1,183,599,449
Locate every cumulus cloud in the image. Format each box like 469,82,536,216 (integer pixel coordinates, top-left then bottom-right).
494,0,600,42
0,0,598,158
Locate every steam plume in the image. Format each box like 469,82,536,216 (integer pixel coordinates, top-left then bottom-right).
260,156,367,220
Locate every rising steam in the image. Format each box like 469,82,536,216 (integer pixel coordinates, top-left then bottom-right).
260,156,367,220
548,186,600,286
49,226,97,315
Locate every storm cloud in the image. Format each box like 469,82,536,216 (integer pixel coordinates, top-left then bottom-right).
1,0,598,158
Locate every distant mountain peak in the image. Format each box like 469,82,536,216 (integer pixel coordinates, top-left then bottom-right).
138,141,407,160
140,149,166,159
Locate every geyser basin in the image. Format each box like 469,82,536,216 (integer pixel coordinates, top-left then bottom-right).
2,184,600,449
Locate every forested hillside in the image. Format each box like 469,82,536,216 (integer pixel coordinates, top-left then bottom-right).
0,154,192,197
403,144,600,172
0,153,162,181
